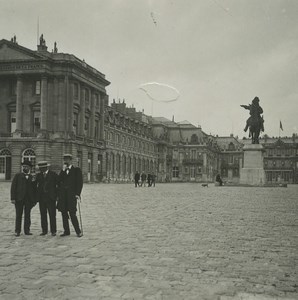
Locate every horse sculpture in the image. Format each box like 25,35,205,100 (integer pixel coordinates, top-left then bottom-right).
241,97,264,144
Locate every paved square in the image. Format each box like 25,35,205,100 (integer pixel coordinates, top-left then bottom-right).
1,182,297,300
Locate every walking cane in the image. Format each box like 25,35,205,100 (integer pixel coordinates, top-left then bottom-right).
77,196,83,236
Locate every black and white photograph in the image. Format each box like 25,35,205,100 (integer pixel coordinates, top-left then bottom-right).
0,1,297,299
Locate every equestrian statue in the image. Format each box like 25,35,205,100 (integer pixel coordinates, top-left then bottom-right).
241,96,264,144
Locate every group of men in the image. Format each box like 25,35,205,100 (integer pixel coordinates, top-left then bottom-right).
134,171,156,187
10,154,83,238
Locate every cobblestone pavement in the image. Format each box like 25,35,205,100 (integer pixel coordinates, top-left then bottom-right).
0,182,297,300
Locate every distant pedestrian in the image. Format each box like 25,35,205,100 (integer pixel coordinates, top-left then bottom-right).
36,161,59,236
140,172,147,187
57,154,83,237
151,174,156,187
10,161,37,236
215,174,223,186
147,173,152,187
134,171,140,187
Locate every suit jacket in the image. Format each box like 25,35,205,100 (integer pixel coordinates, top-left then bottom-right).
10,173,36,205
36,170,59,203
57,166,83,213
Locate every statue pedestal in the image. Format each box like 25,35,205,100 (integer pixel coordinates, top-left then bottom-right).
240,144,266,186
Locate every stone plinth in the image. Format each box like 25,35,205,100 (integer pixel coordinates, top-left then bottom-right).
240,144,266,186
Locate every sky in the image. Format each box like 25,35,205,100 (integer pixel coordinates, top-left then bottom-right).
1,0,297,138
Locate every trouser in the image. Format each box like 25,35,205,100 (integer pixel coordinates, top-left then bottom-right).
134,180,139,187
61,211,81,235
39,200,56,234
15,201,31,234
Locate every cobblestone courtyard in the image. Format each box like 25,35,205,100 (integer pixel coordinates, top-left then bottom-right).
0,182,297,300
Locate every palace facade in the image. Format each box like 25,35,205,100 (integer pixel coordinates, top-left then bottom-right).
0,37,297,183
0,37,109,181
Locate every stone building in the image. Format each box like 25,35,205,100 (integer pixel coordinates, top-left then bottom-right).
0,37,109,181
149,117,221,182
102,100,158,182
215,135,243,184
259,135,298,184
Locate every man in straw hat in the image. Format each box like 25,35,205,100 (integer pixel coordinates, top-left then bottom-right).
57,154,83,237
36,161,59,236
10,160,37,236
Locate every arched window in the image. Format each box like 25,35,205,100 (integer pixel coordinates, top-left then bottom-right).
22,149,36,172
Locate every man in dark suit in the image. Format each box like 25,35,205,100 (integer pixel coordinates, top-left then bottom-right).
57,154,83,237
134,171,140,187
36,161,59,236
10,161,37,236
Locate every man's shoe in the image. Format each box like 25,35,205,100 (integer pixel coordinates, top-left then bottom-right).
40,232,47,236
51,233,56,236
15,233,20,237
77,233,83,238
60,233,70,237
25,232,33,235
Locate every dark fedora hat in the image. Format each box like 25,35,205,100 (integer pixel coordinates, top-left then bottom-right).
21,160,33,167
37,161,50,168
63,153,73,159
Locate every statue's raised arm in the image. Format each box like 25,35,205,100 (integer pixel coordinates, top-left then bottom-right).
241,96,264,144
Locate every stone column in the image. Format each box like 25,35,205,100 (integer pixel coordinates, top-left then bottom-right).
67,79,74,132
79,86,86,135
16,76,23,132
58,78,65,131
99,93,105,140
90,92,96,138
40,76,48,130
53,78,58,132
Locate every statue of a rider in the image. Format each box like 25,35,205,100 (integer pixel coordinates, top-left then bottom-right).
241,97,264,143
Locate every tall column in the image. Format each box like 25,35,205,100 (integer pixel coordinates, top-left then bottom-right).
79,86,86,135
58,78,65,131
53,78,59,132
68,81,74,132
99,93,105,140
90,92,96,138
16,76,23,132
40,76,48,130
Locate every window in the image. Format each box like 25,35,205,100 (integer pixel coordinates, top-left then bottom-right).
84,117,89,135
33,111,40,132
229,155,234,164
191,150,196,159
172,166,179,178
22,149,36,173
10,112,16,133
73,113,79,134
190,166,195,178
35,81,41,95
95,120,99,139
268,149,273,156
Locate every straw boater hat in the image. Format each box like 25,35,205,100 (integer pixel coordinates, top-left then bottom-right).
21,161,32,167
63,153,73,159
37,161,50,168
